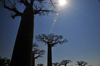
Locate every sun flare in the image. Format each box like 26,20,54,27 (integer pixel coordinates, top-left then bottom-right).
59,0,66,6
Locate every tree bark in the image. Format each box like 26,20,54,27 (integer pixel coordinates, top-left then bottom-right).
10,5,34,66
33,53,35,66
47,44,52,66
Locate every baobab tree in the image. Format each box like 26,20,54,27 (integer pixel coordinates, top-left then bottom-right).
32,43,45,66
59,60,71,66
37,63,44,66
52,62,59,66
76,61,88,66
35,34,68,66
0,0,56,66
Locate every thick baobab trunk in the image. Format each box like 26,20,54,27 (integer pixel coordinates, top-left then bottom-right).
47,44,52,66
10,6,34,66
33,53,35,66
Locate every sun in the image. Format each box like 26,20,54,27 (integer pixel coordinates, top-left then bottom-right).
59,0,66,6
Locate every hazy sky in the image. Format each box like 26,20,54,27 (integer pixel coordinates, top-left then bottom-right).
0,0,100,66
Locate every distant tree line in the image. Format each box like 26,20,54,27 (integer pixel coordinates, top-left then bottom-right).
0,57,91,66
0,34,92,66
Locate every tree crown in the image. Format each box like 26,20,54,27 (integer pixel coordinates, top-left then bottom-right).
0,0,57,19
35,34,68,47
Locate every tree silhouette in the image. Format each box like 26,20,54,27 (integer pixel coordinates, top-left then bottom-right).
37,63,44,66
59,60,71,66
32,43,45,66
76,61,88,66
0,56,10,66
35,34,68,66
52,62,59,66
88,65,92,66
0,0,56,66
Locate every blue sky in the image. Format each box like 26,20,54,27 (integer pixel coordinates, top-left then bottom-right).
0,0,100,66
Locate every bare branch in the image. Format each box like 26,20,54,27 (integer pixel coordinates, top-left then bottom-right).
33,48,40,54
8,0,15,8
33,43,39,48
2,0,22,19
34,9,56,15
35,34,48,44
4,6,22,18
50,0,56,8
51,39,67,47
18,0,29,6
32,0,56,15
35,34,68,47
32,43,45,59
11,13,22,19
38,0,45,3
34,50,45,59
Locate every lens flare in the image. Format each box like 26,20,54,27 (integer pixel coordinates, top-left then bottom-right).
50,17,57,33
59,0,66,6
57,13,59,15
58,8,61,11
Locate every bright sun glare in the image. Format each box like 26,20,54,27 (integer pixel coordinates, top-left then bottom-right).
59,0,66,6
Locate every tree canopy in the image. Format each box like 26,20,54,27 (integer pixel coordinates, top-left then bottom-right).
76,61,88,66
35,34,68,47
0,0,57,19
